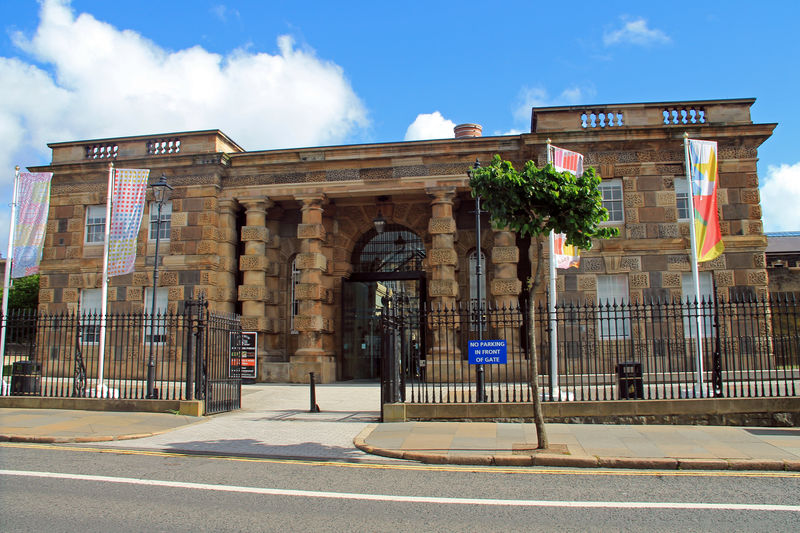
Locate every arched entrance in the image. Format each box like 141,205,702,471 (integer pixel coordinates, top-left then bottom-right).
341,225,425,380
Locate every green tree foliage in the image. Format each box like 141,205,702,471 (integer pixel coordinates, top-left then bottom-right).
0,274,40,311
469,155,618,448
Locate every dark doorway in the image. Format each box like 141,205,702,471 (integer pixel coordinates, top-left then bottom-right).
341,225,426,381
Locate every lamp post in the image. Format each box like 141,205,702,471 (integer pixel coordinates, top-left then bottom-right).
468,159,486,402
146,173,172,399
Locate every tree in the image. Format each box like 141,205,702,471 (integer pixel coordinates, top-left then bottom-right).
0,274,40,312
469,155,618,449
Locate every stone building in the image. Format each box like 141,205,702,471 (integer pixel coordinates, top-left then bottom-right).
766,232,800,296
30,98,776,383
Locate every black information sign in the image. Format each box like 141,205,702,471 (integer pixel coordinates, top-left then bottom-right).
230,332,257,380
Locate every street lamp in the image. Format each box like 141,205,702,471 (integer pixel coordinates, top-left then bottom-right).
468,159,486,402
146,173,172,399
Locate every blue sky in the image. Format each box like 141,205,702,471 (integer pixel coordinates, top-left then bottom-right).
1,0,799,255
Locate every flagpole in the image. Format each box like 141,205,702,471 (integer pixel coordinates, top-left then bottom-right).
0,166,21,391
546,140,558,399
683,133,705,397
96,162,114,396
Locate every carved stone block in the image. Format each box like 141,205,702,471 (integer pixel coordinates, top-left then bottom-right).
39,289,54,303
238,285,267,301
197,240,218,255
740,189,760,204
628,224,647,239
297,223,325,240
133,272,150,286
619,256,642,271
580,257,604,273
491,246,519,264
578,275,597,291
63,288,79,303
657,224,680,238
428,217,456,235
714,270,734,287
699,254,726,271
604,256,621,273
624,208,639,224
241,225,268,242
429,279,459,297
168,286,184,301
668,254,690,271
746,270,768,286
754,252,766,268
662,272,682,288
170,211,187,227
239,255,269,271
296,252,327,271
295,283,324,300
294,315,324,332
491,279,522,296
160,271,178,286
428,248,458,266
624,192,644,208
630,272,650,289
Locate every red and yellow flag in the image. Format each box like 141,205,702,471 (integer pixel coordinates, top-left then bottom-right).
687,139,724,262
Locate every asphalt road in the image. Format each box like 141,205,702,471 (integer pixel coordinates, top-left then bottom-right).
1,443,799,532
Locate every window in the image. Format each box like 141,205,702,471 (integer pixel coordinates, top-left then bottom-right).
675,179,690,220
148,201,172,240
80,288,102,344
597,274,630,338
682,272,714,338
599,180,624,223
469,250,487,331
144,288,169,343
289,258,301,333
85,205,106,244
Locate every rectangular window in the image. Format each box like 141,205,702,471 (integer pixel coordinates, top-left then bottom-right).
144,287,169,344
149,201,172,241
675,179,690,220
597,274,630,339
85,205,106,244
599,180,624,223
80,288,102,344
290,259,300,334
681,272,714,338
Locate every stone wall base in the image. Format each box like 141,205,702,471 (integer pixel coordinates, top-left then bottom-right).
289,357,336,383
259,362,290,382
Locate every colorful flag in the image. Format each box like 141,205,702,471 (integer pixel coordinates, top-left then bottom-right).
687,139,724,262
550,144,584,177
107,168,150,277
12,172,53,278
549,145,584,268
553,233,580,269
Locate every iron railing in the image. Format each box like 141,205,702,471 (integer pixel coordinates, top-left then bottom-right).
382,294,800,403
0,302,242,413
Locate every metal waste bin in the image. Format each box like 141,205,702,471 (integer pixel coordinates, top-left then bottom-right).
616,361,643,399
10,360,41,396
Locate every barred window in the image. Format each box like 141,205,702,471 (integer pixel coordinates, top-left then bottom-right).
80,288,102,344
289,258,301,333
597,274,630,339
144,287,169,344
675,179,690,220
681,272,714,338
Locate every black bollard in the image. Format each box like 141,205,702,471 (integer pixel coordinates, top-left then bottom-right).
309,372,321,412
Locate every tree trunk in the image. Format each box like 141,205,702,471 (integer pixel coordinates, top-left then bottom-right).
528,235,548,449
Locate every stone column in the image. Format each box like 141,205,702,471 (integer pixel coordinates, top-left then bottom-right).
290,194,335,383
263,212,283,362
425,187,460,380
216,199,239,314
238,198,271,369
491,228,524,379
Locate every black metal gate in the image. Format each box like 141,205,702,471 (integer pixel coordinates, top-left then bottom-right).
379,295,424,420
185,298,242,415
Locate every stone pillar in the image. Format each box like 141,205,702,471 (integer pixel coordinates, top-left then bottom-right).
491,228,525,379
425,187,460,380
216,199,239,314
238,198,271,369
290,194,335,383
264,212,283,361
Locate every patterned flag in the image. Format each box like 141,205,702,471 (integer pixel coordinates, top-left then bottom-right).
107,168,150,277
550,145,584,269
687,139,724,262
12,172,53,278
550,144,584,177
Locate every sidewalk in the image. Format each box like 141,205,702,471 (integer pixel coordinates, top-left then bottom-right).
2,383,800,471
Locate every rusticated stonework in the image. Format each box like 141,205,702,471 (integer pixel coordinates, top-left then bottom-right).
578,275,597,291
580,257,604,272
239,255,269,271
491,246,519,263
295,252,327,270
630,272,650,289
297,223,325,240
491,279,522,296
714,270,735,287
662,272,682,288
429,279,459,297
428,217,457,234
241,226,268,242
428,248,458,266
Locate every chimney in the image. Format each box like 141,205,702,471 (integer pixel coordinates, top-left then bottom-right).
454,123,483,139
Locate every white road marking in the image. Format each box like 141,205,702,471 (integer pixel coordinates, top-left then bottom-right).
2,469,799,512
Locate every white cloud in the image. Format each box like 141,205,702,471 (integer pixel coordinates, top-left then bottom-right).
404,111,455,141
0,0,368,188
761,162,800,232
603,17,670,46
